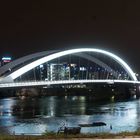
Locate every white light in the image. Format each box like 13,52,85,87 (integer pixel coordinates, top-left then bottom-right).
50,64,53,81
4,48,137,81
39,64,43,68
2,57,11,60
80,67,86,71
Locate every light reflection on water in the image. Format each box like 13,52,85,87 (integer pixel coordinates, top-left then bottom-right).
0,96,139,134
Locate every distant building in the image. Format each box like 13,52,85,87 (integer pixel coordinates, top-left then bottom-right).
48,63,70,81
1,57,12,66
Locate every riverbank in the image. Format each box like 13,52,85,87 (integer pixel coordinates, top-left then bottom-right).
43,131,140,139
1,131,140,140
0,137,140,140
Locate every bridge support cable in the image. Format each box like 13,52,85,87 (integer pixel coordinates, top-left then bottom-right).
69,55,71,80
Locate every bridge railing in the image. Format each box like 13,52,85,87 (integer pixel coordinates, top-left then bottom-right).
0,79,138,88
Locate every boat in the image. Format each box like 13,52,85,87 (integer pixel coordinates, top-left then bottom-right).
79,122,106,127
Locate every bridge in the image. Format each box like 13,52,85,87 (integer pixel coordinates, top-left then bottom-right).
0,48,139,92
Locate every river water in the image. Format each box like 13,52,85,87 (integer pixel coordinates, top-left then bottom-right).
0,96,139,135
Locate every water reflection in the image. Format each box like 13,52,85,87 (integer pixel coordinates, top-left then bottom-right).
0,96,139,134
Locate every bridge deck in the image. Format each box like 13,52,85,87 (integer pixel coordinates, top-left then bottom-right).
0,80,138,88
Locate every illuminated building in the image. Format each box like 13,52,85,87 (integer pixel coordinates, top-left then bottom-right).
1,57,12,66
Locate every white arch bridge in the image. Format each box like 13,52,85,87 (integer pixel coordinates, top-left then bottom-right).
0,48,139,88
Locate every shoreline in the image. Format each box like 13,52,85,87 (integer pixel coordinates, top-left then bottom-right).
0,131,139,140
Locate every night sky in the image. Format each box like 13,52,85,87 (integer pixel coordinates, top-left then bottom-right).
0,0,140,73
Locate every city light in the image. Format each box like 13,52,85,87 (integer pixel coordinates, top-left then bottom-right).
2,57,12,61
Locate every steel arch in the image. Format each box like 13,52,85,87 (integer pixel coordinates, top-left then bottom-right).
1,48,137,82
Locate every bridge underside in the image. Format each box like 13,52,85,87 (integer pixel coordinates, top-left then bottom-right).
0,80,138,101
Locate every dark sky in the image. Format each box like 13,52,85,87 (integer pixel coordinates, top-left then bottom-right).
0,0,140,72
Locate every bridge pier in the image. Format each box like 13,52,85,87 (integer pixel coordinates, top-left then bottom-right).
16,88,40,97
113,84,132,100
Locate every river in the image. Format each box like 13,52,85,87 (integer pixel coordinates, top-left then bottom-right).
0,96,139,135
